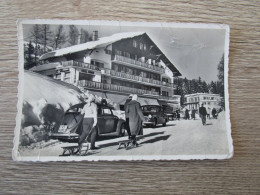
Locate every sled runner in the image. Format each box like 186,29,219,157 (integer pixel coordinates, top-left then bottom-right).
60,144,90,156
118,140,131,149
118,138,141,150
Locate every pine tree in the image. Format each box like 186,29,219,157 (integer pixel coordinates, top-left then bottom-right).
40,24,52,53
197,76,202,92
30,24,42,65
24,41,34,69
209,81,217,94
52,25,67,49
217,54,225,109
80,28,89,43
68,25,79,46
202,81,209,93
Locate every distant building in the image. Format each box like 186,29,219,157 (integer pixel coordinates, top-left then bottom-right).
184,93,221,111
36,31,182,110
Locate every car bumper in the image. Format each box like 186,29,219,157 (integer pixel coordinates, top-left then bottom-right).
143,121,154,125
50,133,79,140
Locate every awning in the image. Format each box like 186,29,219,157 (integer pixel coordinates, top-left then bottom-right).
158,100,180,110
138,97,159,106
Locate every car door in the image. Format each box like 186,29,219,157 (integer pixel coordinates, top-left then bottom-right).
157,106,164,124
98,106,117,134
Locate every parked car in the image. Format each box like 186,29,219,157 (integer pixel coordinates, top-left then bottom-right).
141,105,168,127
50,102,126,142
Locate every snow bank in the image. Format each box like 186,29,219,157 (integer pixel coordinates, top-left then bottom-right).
20,71,84,146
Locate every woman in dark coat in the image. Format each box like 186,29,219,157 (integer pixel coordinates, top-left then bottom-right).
126,94,145,146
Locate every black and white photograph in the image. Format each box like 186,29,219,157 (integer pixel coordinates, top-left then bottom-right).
13,20,233,161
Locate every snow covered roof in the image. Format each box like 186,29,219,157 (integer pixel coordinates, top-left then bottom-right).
40,32,145,60
39,31,181,76
30,63,59,72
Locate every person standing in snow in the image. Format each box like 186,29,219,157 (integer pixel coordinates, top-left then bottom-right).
191,109,196,120
124,94,133,139
199,103,207,125
126,94,145,147
185,109,190,120
78,94,98,153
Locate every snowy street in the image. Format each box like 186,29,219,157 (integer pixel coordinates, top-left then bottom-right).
20,112,229,159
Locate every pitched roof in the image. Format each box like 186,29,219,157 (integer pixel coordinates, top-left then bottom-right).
40,31,181,76
40,32,145,60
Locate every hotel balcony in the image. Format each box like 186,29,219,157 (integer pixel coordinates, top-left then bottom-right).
102,68,174,88
58,60,175,88
78,80,178,101
78,80,159,97
60,60,100,71
113,55,165,74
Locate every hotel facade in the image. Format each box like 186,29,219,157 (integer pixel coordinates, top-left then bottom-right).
35,31,181,110
184,93,221,111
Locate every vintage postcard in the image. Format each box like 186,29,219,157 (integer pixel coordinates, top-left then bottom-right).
13,20,233,161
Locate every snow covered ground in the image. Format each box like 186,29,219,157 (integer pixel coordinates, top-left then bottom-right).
19,111,231,160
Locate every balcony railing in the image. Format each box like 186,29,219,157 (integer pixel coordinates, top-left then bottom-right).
102,68,173,88
60,60,174,88
78,80,159,96
61,60,100,71
113,55,165,73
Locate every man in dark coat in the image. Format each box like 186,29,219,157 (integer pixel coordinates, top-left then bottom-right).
126,94,145,146
185,109,190,120
199,103,207,125
212,108,217,119
124,94,133,139
191,109,196,120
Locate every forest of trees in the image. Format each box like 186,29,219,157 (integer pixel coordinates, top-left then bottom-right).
24,24,90,69
175,54,225,108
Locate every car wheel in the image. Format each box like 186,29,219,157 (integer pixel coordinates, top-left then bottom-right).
119,123,126,137
152,118,157,128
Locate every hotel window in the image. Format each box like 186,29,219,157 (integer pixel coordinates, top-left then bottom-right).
162,91,169,96
115,49,122,56
133,40,137,48
124,52,130,58
140,43,144,50
113,64,118,72
144,44,147,51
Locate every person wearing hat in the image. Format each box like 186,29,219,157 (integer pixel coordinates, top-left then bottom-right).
126,94,145,147
199,103,207,125
124,94,133,139
78,94,98,153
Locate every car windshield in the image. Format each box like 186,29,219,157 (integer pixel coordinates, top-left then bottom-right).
67,107,82,113
142,106,158,112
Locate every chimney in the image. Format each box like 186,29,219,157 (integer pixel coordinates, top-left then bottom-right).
92,31,98,41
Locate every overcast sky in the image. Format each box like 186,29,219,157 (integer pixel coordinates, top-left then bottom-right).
24,23,226,83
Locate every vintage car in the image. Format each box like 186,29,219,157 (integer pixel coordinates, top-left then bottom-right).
141,105,168,127
50,102,126,142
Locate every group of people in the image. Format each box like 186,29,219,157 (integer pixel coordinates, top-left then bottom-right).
184,105,219,126
185,109,196,120
199,104,218,125
78,92,145,154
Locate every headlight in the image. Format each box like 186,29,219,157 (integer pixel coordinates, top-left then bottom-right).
148,114,152,118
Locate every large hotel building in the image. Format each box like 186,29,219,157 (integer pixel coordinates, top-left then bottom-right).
33,31,181,110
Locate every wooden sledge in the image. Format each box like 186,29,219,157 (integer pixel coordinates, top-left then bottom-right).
60,143,90,156
118,140,131,150
118,138,140,150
